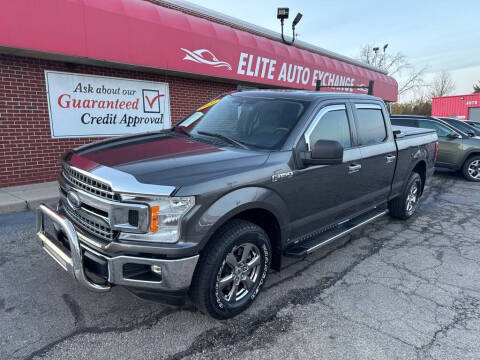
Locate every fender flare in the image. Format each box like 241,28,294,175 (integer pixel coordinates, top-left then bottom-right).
195,186,290,249
459,150,480,168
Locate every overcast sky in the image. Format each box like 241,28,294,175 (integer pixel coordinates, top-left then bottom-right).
186,0,480,100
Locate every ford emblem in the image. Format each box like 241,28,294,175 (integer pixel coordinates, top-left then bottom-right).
67,191,81,210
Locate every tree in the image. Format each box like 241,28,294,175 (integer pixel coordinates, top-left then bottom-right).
358,44,426,97
474,81,480,93
392,97,432,116
430,70,455,98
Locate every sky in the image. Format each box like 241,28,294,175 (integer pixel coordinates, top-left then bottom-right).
186,0,480,101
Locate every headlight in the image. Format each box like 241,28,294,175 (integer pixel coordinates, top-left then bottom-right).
148,196,195,243
119,195,195,243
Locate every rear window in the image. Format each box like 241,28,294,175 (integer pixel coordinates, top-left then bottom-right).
355,106,387,145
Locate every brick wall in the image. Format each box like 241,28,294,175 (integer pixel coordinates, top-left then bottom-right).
0,54,235,187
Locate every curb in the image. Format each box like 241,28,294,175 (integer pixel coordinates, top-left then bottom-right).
0,181,59,215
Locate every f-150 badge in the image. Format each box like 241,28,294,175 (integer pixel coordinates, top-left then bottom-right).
272,171,294,182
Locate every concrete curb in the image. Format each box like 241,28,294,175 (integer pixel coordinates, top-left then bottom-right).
0,181,59,215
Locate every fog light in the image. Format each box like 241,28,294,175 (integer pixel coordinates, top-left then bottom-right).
151,265,162,275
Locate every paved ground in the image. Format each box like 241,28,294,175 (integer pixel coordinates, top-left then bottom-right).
1,171,480,360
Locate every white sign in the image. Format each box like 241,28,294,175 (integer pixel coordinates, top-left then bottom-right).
45,71,171,138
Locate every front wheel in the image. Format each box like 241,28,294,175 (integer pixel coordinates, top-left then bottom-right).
189,219,271,319
389,172,422,220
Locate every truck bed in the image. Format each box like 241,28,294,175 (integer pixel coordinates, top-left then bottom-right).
392,125,436,137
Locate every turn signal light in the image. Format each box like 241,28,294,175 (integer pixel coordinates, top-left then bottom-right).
150,205,159,232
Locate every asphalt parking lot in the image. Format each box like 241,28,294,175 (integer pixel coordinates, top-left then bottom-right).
1,171,480,360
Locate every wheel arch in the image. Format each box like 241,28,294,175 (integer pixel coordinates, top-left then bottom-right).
196,187,290,271
411,160,427,195
461,151,480,168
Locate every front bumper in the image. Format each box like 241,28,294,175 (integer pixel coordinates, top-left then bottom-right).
36,204,199,296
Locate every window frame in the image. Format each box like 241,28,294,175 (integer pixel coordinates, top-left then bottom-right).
303,104,353,151
353,103,389,146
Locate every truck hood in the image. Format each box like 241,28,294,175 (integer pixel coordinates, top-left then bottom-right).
70,132,269,189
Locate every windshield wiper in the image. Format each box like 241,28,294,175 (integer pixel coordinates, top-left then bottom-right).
171,125,191,137
197,131,249,150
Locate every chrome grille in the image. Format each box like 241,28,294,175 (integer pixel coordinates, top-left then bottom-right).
64,202,115,241
63,166,115,200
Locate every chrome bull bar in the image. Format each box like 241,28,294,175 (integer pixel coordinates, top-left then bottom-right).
36,203,111,292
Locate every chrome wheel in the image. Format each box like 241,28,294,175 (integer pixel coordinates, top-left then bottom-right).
216,243,262,304
467,160,480,179
406,182,419,214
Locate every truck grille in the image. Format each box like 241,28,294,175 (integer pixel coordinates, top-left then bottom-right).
63,166,115,200
63,202,115,241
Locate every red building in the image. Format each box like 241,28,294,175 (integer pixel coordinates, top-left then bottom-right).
0,0,398,187
432,94,480,121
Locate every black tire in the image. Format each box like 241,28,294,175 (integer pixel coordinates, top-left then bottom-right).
389,172,422,220
189,219,271,319
462,155,480,182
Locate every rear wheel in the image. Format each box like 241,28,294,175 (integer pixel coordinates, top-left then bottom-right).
389,172,422,220
462,155,480,182
190,219,271,319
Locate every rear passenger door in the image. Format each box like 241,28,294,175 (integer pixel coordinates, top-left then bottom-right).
352,103,397,208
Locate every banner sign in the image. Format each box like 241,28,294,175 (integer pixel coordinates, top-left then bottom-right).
2,1,398,102
44,71,171,138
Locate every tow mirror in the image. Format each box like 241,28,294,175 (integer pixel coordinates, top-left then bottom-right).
302,139,343,165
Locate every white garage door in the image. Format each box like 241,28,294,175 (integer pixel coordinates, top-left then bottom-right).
469,107,480,121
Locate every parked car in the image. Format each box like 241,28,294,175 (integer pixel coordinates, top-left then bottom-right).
438,117,480,137
391,115,480,181
466,120,480,130
37,91,437,319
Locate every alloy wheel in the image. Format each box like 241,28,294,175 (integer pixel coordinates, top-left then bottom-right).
467,160,480,180
216,243,262,304
406,181,419,214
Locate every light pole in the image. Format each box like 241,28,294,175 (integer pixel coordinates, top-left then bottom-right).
372,47,379,67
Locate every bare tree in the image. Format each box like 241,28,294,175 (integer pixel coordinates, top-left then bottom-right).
473,81,480,93
430,70,455,97
359,44,426,97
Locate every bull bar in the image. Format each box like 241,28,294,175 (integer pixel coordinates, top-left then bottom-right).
36,203,199,293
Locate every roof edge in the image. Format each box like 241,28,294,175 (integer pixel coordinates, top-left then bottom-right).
151,0,388,75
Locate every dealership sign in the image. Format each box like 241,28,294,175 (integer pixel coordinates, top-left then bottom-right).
44,71,171,138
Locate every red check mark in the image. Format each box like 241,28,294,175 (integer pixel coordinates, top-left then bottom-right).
144,94,164,108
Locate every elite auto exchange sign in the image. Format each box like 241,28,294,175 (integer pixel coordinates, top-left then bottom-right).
45,71,171,138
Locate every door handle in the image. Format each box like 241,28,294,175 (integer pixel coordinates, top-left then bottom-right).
386,154,396,163
348,164,362,173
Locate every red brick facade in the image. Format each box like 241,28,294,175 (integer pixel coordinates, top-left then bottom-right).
0,54,235,187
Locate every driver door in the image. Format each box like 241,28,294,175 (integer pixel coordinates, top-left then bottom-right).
287,103,367,239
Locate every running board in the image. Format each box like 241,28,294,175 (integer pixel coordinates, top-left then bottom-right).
284,208,388,258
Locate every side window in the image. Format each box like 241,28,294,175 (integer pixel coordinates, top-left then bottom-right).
305,105,351,149
355,105,387,145
418,120,453,137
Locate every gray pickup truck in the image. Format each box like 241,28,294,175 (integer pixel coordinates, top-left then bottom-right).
36,90,437,318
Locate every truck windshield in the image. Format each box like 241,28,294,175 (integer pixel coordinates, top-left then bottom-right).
177,95,310,150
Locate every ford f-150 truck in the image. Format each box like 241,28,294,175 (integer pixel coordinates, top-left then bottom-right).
36,90,438,319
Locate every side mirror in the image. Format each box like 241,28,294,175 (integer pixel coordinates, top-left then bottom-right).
447,132,461,139
302,139,343,165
